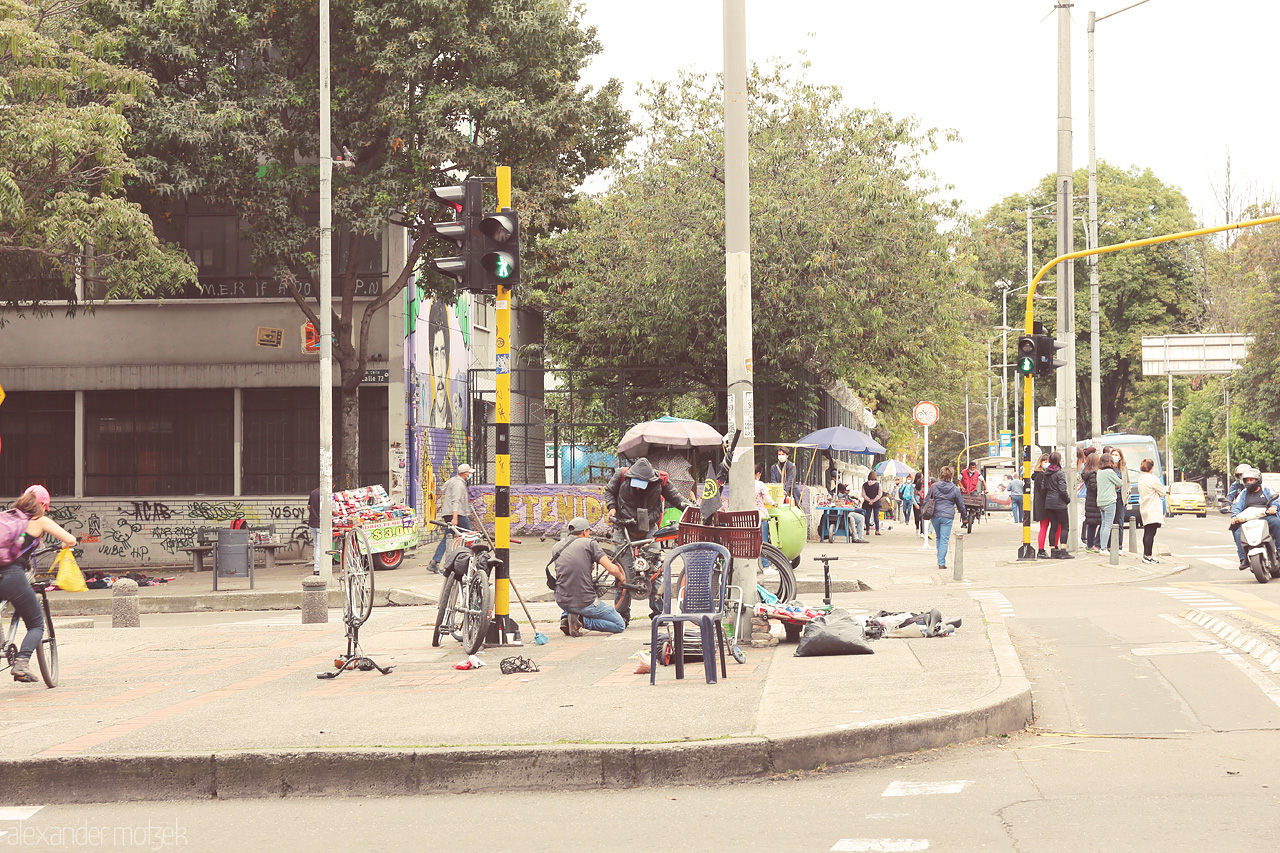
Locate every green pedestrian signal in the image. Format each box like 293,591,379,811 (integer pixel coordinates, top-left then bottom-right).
476,209,520,295
1016,335,1037,377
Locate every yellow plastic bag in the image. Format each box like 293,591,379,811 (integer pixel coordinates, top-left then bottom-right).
52,548,88,593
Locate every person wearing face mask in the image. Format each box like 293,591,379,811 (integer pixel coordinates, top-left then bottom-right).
771,448,801,505
605,456,689,622
1229,468,1280,570
1111,448,1131,550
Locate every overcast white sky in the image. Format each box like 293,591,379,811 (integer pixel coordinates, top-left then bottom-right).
577,0,1278,225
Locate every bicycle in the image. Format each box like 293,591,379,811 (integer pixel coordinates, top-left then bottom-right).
0,545,60,688
316,525,391,678
591,520,796,620
430,520,518,654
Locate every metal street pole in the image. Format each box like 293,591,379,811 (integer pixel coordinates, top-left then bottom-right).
1089,2,1152,444
1056,2,1078,549
723,1,756,601
317,0,334,581
1001,284,1009,436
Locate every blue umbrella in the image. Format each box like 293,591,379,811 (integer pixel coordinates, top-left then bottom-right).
875,459,917,478
796,426,887,455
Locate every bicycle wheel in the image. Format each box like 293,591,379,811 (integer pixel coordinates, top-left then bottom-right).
35,595,57,688
460,569,493,655
432,574,457,647
759,543,797,603
341,529,375,626
591,561,631,615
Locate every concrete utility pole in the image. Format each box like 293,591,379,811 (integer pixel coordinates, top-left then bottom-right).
723,1,755,600
1089,1,1152,443
1055,2,1078,548
317,0,334,581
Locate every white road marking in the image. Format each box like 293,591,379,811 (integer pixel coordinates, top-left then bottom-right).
969,590,1015,618
1176,610,1280,673
0,807,44,820
832,840,930,852
882,780,973,796
1142,587,1237,611
1184,545,1238,550
1200,557,1244,571
1131,642,1224,656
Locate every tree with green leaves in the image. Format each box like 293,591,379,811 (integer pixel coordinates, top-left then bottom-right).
967,163,1200,439
87,0,630,485
530,62,986,444
0,0,196,317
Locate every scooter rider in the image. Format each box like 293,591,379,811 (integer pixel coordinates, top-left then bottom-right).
604,456,689,622
1230,467,1280,569
1226,463,1251,506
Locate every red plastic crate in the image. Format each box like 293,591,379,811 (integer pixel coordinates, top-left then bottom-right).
677,506,763,559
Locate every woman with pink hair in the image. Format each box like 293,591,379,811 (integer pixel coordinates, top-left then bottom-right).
2,486,76,682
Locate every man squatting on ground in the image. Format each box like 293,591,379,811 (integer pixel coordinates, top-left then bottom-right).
551,517,626,636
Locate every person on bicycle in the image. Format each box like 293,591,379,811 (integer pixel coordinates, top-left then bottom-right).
551,517,626,636
2,486,76,683
604,457,688,622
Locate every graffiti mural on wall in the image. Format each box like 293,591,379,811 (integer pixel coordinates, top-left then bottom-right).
465,485,611,537
31,497,312,568
407,293,471,525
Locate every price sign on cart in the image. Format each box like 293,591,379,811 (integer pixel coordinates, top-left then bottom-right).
913,400,939,427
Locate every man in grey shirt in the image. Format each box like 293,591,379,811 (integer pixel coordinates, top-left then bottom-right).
428,463,473,573
551,517,626,635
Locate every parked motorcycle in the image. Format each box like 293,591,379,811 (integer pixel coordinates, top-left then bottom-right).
1236,505,1280,584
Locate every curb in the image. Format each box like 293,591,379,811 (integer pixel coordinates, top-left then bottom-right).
0,604,1031,804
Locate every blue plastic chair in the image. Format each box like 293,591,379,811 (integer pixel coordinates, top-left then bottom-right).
650,542,732,685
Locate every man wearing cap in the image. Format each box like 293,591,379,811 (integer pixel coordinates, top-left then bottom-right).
550,517,627,635
1229,467,1280,570
605,456,689,622
428,462,473,574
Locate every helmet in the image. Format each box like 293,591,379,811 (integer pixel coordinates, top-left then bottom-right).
1236,463,1251,475
23,484,50,509
1242,467,1262,482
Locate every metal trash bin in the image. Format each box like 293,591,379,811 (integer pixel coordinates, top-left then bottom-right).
214,529,255,590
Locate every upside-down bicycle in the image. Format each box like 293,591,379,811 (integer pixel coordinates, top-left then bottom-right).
317,525,392,678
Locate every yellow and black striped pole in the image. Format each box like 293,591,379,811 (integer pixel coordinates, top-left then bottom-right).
488,166,520,645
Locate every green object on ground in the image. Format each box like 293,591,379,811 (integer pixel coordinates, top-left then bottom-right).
767,505,807,560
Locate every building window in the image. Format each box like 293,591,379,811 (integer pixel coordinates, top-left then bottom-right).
241,387,388,495
0,392,75,498
84,391,233,496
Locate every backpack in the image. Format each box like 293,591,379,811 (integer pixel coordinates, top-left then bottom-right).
0,509,32,565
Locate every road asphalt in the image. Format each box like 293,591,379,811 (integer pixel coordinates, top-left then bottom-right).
2,514,1184,804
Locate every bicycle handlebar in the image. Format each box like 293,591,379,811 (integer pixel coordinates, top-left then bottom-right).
429,519,520,545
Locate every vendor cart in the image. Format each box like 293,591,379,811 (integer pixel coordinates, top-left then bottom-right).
331,485,420,570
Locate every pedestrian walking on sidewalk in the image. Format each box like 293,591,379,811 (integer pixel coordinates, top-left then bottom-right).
861,472,884,535
428,463,473,573
1043,452,1073,560
754,464,776,567
928,467,967,570
1096,455,1124,554
913,472,927,535
900,477,917,529
1136,459,1167,564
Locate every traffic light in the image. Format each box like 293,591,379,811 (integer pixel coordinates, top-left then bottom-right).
427,182,478,288
1033,333,1067,377
475,208,519,295
1016,336,1037,376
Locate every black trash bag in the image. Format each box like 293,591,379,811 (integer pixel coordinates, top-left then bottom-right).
794,608,875,657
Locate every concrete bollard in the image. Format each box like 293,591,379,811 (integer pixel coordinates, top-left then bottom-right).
1128,514,1138,553
953,530,964,581
111,578,140,628
301,576,329,624
1109,522,1120,565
